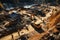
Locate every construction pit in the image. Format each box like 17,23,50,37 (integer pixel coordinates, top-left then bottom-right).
0,2,60,40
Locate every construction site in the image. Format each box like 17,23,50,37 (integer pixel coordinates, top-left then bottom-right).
0,0,60,40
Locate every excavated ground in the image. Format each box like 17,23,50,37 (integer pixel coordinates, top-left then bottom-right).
0,4,60,40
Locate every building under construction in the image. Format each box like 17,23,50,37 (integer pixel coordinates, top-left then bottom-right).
0,0,60,40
